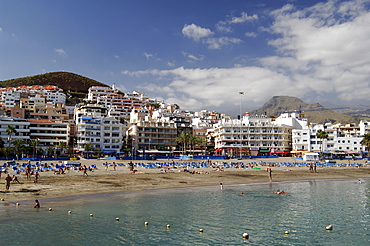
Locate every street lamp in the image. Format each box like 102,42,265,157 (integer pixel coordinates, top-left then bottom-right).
239,91,244,159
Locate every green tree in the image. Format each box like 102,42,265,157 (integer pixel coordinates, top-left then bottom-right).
316,129,329,154
84,143,94,151
29,139,40,157
5,125,17,146
360,133,370,155
176,131,192,154
2,146,13,160
194,136,207,155
13,139,26,160
47,146,54,157
0,138,4,149
58,141,67,155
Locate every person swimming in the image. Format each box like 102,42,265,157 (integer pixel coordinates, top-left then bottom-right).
33,199,40,208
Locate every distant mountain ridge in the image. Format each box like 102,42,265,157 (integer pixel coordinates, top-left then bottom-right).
250,96,357,124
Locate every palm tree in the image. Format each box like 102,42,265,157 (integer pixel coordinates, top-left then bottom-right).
194,136,207,155
13,139,26,160
360,133,370,156
29,139,40,157
84,143,94,158
58,141,67,156
2,146,13,160
5,125,17,146
176,131,191,154
47,146,54,157
0,138,4,149
316,129,329,155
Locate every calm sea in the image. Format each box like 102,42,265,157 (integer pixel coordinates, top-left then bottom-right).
1,179,369,245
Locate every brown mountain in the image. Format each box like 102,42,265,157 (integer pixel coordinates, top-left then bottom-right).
250,96,357,124
0,71,113,105
0,71,109,91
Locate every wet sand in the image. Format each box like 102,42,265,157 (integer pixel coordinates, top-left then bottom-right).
1,157,370,204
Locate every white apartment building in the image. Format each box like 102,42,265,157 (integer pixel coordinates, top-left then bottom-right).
0,85,66,108
75,104,123,153
127,109,177,154
212,114,292,156
0,117,30,146
28,120,69,150
0,90,21,108
291,118,364,155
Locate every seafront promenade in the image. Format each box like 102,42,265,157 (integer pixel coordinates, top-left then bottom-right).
1,156,370,204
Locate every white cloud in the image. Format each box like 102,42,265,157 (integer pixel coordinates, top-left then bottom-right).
230,12,258,24
182,52,204,62
167,62,175,67
55,48,67,58
114,55,120,59
203,37,242,49
182,24,213,41
245,32,257,37
144,52,153,60
0,27,3,33
267,0,370,102
124,0,370,112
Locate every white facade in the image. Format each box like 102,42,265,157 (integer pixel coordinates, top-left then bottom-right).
75,105,123,153
212,115,292,156
0,117,30,145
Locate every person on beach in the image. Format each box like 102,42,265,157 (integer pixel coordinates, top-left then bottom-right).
26,165,31,180
83,165,88,176
220,183,224,190
33,199,40,208
105,162,109,171
5,174,12,190
12,175,21,184
34,172,40,183
113,162,117,171
266,168,272,183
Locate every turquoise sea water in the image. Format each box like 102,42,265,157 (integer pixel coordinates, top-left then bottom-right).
1,179,369,245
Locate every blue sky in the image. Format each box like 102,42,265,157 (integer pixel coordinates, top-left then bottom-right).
1,0,370,115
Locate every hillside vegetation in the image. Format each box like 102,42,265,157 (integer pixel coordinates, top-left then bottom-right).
251,96,357,124
0,71,114,105
0,71,108,93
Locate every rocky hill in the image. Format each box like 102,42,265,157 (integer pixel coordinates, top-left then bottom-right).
250,96,357,124
0,71,113,105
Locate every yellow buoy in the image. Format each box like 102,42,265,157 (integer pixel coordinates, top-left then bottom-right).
16,203,19,206
284,231,289,234
90,214,94,217
68,211,72,214
166,224,171,229
48,208,53,211
242,233,249,239
199,229,204,233
116,217,120,221
144,221,149,226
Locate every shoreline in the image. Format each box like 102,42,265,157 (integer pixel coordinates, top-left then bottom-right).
1,157,370,204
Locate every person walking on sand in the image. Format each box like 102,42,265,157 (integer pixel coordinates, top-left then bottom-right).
83,165,88,176
113,162,117,171
5,174,12,190
34,172,40,183
266,168,272,183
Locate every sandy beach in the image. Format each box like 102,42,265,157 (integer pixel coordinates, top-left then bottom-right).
1,157,370,204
